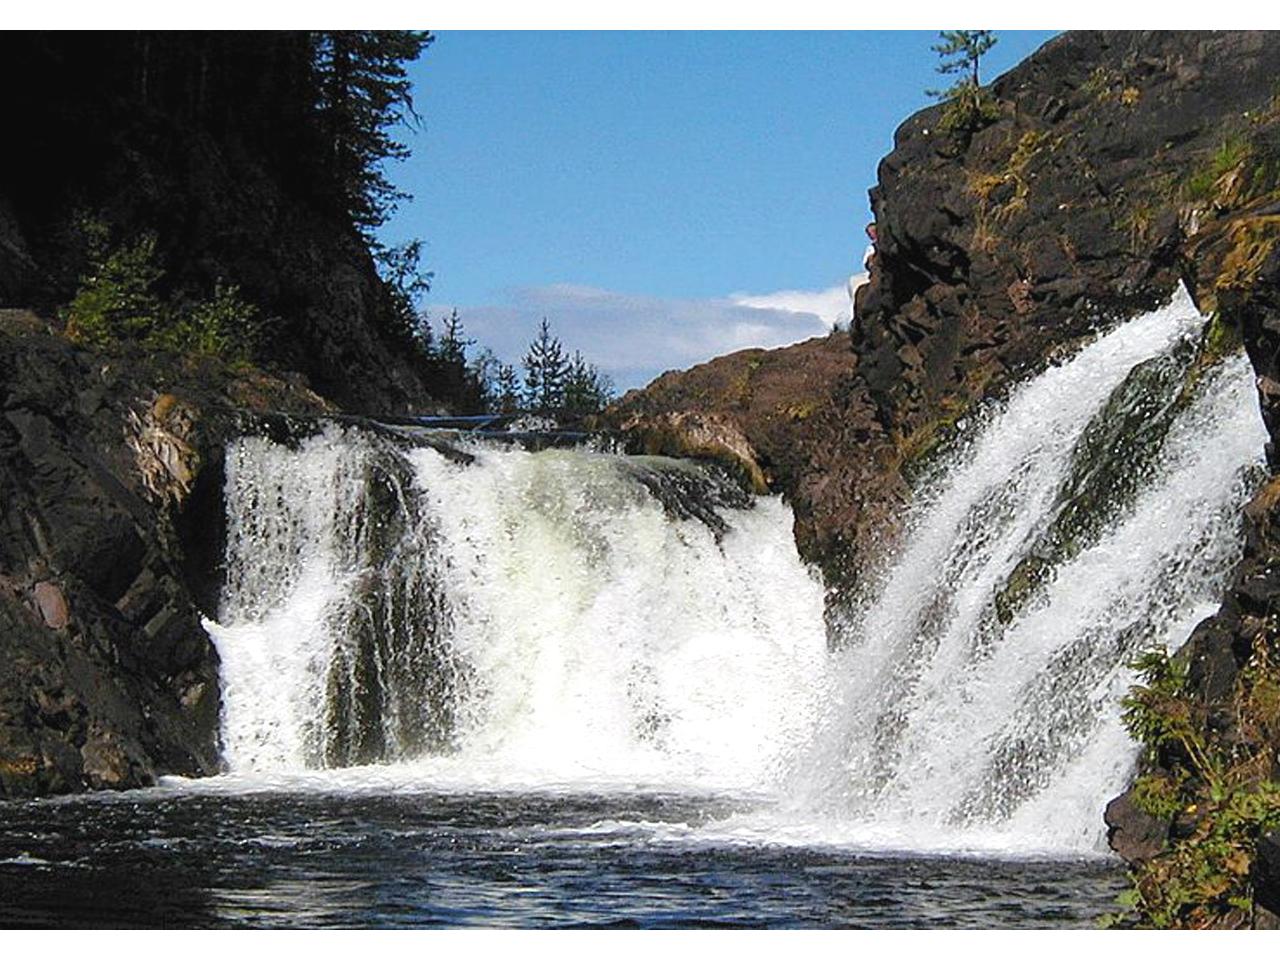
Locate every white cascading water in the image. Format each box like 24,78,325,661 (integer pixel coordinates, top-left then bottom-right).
203,284,1266,858
208,438,833,791
763,285,1267,855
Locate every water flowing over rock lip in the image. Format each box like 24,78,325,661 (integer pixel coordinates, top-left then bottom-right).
197,288,1265,863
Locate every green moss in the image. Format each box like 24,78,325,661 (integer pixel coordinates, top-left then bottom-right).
966,129,1050,248
1216,216,1280,292
899,395,972,485
1182,138,1252,204
782,400,820,421
993,555,1049,625
1200,311,1243,366
1121,200,1156,254
992,346,1192,626
1081,66,1120,102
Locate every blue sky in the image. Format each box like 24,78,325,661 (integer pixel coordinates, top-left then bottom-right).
381,30,1060,389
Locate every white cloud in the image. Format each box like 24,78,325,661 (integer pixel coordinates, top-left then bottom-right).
430,277,867,391
731,281,860,329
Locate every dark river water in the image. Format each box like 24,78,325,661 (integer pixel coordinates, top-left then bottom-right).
0,785,1126,928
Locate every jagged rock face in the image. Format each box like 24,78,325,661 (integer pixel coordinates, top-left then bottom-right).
608,333,893,586
1257,832,1280,927
0,311,331,798
614,31,1280,590
859,32,1280,429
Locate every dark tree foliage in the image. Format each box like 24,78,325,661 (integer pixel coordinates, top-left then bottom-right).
562,350,615,415
0,32,326,307
409,308,485,411
932,30,997,89
495,363,522,414
378,238,434,339
523,318,568,414
437,309,473,366
312,31,434,243
0,31,502,411
514,320,613,416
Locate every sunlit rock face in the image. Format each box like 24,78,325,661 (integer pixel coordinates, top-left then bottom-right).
613,32,1280,591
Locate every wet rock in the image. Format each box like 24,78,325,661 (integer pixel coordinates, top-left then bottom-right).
621,410,769,496
0,313,331,800
80,724,153,790
1104,790,1169,863
606,333,894,586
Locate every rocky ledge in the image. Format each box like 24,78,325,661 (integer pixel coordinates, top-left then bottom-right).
0,310,335,797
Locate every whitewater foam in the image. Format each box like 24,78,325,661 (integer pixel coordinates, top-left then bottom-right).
203,285,1266,860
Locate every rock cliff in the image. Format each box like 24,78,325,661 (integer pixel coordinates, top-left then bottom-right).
0,33,435,414
0,310,335,796
0,32,445,797
614,31,1280,590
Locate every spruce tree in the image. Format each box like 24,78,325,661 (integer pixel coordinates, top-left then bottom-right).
438,308,472,366
496,364,522,414
562,350,615,414
927,31,998,132
378,237,432,342
522,317,567,413
312,31,433,241
467,347,503,413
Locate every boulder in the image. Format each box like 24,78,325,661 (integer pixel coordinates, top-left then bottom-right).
1104,790,1169,863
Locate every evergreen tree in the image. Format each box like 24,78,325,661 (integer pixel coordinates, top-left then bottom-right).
495,363,522,414
412,310,435,359
467,347,502,413
377,237,432,341
562,350,615,415
438,308,472,366
312,31,433,241
927,30,999,132
522,317,567,413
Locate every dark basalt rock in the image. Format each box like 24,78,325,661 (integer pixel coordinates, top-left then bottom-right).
1255,832,1280,928
1104,790,1170,864
0,312,332,798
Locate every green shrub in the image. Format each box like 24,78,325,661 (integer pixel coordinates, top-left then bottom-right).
1107,644,1280,928
62,223,262,362
63,233,165,347
153,282,262,361
938,81,1001,134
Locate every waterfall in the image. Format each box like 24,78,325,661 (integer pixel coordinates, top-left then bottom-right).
204,284,1266,857
207,436,832,790
779,285,1267,854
